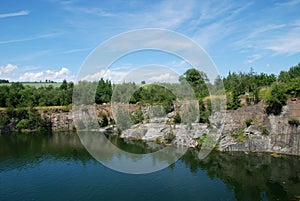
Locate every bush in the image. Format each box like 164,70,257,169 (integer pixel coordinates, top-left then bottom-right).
16,119,30,130
98,112,109,127
115,108,131,130
245,119,253,127
131,108,144,124
266,83,287,115
227,90,241,110
148,105,165,118
261,126,269,136
165,132,175,143
288,118,300,127
173,113,181,123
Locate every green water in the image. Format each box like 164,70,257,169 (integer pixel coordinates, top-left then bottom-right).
0,133,299,201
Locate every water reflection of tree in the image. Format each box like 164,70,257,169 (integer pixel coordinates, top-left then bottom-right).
0,132,92,171
1,134,299,200
181,150,300,201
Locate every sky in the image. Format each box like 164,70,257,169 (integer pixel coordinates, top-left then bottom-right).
0,0,300,83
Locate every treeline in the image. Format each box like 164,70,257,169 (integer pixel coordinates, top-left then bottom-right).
0,80,73,108
1,63,300,116
0,107,52,133
0,79,9,83
223,63,300,113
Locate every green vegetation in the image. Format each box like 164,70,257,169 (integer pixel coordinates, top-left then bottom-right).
115,108,131,130
0,80,73,108
0,107,51,133
131,108,144,124
0,79,9,83
288,118,300,127
231,130,249,141
165,131,176,143
260,126,269,136
179,68,209,99
98,111,109,127
245,119,253,127
173,113,181,123
96,78,112,104
1,63,300,133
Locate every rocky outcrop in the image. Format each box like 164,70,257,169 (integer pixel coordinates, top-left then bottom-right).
5,99,298,155
121,121,206,147
215,99,300,155
119,99,300,155
40,109,74,131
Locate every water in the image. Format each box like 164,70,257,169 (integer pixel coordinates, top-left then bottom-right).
0,133,299,201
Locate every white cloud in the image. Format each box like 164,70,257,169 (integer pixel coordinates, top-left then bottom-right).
81,69,127,83
18,67,75,82
65,0,196,31
149,73,177,83
264,26,300,55
191,1,252,50
0,33,62,45
0,10,30,19
247,54,261,63
58,47,92,54
0,64,18,80
275,0,300,7
0,64,75,82
233,19,300,55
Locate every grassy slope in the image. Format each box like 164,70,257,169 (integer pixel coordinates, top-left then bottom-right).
0,82,62,88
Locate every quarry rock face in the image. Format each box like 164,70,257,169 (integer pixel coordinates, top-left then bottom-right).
37,99,300,155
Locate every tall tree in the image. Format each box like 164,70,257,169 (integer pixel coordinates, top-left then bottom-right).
179,69,209,99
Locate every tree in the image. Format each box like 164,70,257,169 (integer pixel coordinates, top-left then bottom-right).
213,75,223,92
179,69,209,99
115,108,131,130
60,79,68,90
95,78,113,104
266,83,287,115
227,90,241,110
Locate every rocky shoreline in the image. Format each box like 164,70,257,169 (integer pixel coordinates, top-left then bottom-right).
2,99,299,156
106,99,300,156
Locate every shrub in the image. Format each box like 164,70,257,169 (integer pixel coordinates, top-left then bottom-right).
245,119,253,127
98,112,109,127
261,126,269,136
115,108,131,130
288,118,300,127
266,83,287,115
16,119,30,130
173,113,181,123
155,138,161,144
131,108,144,124
165,132,175,143
148,105,165,118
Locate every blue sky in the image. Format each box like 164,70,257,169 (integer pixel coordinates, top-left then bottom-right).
0,0,300,82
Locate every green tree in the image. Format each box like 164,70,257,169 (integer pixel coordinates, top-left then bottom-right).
96,78,112,104
227,90,241,110
179,69,209,99
266,83,287,115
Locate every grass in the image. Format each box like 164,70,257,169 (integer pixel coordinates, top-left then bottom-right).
0,82,62,88
259,86,272,101
288,117,300,127
0,106,67,111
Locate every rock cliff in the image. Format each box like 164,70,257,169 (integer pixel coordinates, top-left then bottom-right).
216,99,300,155
119,99,300,155
14,99,299,155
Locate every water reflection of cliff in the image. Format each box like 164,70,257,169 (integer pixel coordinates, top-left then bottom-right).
1,133,299,200
181,149,300,201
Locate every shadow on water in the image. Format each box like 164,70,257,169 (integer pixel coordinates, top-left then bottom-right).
182,149,300,201
0,132,299,200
